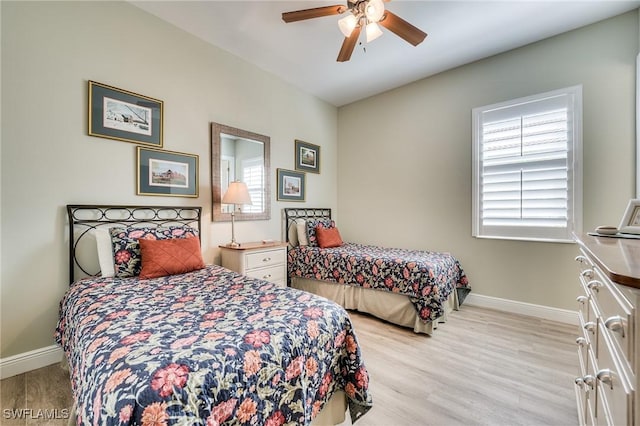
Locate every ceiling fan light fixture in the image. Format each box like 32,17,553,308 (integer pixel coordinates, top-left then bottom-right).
338,13,358,37
364,0,385,22
365,21,383,43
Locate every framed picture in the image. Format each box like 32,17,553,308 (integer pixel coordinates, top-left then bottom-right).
277,168,305,201
619,199,640,234
137,147,198,197
88,80,163,147
295,140,320,174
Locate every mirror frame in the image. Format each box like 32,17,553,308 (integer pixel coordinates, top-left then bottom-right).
211,122,271,222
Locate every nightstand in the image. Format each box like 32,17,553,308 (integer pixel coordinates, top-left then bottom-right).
219,241,288,288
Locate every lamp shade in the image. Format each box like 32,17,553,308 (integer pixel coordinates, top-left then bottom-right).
338,14,358,37
366,22,383,43
365,0,385,22
222,181,252,205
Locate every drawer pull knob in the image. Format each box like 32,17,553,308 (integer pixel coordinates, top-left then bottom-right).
263,257,271,262
583,321,596,334
575,377,585,388
581,269,594,279
604,316,625,337
263,274,272,279
576,295,588,304
587,280,602,292
597,369,614,388
583,375,595,389
575,337,587,347
575,255,588,264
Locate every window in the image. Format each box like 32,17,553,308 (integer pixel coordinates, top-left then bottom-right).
241,158,264,213
472,86,582,242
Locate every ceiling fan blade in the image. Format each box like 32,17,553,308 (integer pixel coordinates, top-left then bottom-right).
282,5,347,23
337,26,361,62
379,11,427,46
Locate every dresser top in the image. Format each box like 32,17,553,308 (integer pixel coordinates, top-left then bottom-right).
574,233,640,288
219,241,287,251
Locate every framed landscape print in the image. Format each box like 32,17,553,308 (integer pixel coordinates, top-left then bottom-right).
88,80,163,147
137,147,198,197
294,140,320,174
277,168,305,201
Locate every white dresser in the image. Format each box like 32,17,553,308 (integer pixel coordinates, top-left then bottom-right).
574,233,640,426
219,241,288,288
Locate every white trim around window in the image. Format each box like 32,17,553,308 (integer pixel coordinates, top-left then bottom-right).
472,85,583,243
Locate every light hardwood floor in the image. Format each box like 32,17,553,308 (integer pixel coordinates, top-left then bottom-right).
0,305,578,426
341,305,578,426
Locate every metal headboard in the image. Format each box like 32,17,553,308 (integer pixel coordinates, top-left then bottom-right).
283,208,332,244
67,204,202,284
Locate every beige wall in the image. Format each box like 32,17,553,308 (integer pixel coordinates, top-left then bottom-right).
2,2,637,360
338,11,638,311
0,1,338,358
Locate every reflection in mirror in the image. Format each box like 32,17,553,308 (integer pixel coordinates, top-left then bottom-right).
211,123,270,222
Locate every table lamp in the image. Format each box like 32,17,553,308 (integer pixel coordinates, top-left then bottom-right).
221,181,252,247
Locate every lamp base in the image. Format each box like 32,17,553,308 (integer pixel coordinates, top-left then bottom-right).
226,241,241,248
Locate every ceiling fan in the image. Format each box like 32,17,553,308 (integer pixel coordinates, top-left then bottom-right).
282,0,427,62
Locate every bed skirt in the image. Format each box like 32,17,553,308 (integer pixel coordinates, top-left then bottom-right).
291,277,460,335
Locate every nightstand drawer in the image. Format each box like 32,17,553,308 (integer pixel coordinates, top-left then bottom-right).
219,242,288,287
246,248,286,270
245,265,286,283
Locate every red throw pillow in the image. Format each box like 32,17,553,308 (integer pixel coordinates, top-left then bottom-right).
316,226,343,248
139,236,205,279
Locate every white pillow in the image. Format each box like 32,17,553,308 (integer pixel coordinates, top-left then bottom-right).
93,228,115,277
288,220,299,247
296,219,308,246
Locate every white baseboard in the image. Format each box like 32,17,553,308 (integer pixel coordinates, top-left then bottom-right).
0,345,63,379
464,293,579,325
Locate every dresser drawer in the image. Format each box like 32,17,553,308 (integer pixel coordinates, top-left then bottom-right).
589,268,634,370
245,248,286,270
578,299,598,347
245,264,286,283
577,276,592,325
595,321,633,426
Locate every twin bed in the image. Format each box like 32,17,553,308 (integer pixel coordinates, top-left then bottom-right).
56,205,372,425
284,208,470,335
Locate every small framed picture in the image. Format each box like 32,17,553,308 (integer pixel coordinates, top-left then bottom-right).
295,140,320,174
619,199,640,234
137,147,198,197
277,168,305,201
88,80,163,147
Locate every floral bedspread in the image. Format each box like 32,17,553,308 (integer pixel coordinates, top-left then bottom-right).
288,243,470,322
55,265,372,425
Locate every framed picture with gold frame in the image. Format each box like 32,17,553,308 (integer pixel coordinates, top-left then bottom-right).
88,80,163,147
619,199,640,234
137,147,198,197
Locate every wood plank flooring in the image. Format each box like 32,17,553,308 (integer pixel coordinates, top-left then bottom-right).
0,305,578,426
340,305,578,426
0,361,72,425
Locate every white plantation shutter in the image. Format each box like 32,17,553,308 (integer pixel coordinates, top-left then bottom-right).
472,86,582,242
241,158,264,213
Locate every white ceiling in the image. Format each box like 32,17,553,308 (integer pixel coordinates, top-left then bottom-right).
131,0,640,106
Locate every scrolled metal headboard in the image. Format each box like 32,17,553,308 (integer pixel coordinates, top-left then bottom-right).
67,204,202,283
283,208,332,244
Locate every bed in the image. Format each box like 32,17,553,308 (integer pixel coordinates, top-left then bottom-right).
55,205,373,425
284,208,470,335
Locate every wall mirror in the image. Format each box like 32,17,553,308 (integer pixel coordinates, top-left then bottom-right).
211,122,271,222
